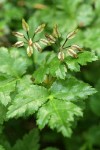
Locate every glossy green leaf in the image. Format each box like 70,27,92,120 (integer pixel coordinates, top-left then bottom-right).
7,77,49,118
37,98,82,137
50,75,96,101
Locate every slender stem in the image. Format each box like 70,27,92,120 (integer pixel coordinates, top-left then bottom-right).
32,33,36,41
24,35,28,41
62,37,68,48
27,31,30,39
63,45,71,49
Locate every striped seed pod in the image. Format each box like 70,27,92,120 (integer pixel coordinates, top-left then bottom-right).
67,29,78,40
33,42,42,52
13,41,24,47
45,34,56,44
40,38,50,45
12,32,24,38
58,51,65,61
34,24,45,34
27,46,33,57
53,24,60,38
22,19,29,32
71,44,82,51
67,48,78,58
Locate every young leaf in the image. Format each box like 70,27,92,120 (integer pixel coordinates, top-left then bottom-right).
46,56,67,79
33,56,67,83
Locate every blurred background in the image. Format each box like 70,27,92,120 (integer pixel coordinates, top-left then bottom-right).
0,0,100,149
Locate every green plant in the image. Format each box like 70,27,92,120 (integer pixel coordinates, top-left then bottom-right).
0,16,98,149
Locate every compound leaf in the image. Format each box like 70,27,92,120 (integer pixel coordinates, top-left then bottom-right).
37,98,82,137
50,75,96,101
65,51,98,72
7,77,49,118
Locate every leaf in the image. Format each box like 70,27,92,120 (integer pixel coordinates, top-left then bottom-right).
33,55,67,83
0,47,29,77
12,129,40,150
65,51,98,72
37,98,82,137
33,67,48,83
7,77,49,118
0,77,16,106
50,75,96,101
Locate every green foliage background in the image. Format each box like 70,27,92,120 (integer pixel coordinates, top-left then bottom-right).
0,0,100,150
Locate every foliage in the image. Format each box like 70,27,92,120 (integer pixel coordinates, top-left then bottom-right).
0,0,100,150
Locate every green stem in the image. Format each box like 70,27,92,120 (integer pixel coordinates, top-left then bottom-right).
62,37,68,48
27,31,30,39
32,33,36,41
63,45,71,49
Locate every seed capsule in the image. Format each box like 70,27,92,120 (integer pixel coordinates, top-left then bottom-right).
40,39,49,45
34,24,45,34
58,51,65,61
67,29,78,40
71,44,82,51
33,42,42,52
53,24,60,38
22,19,29,32
12,32,24,38
27,46,33,57
67,48,77,58
45,34,56,43
13,41,24,47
